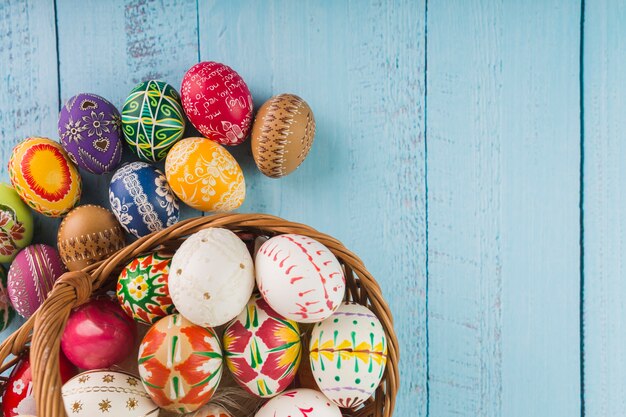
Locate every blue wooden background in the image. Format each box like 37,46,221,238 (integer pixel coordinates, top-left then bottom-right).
1,1,623,416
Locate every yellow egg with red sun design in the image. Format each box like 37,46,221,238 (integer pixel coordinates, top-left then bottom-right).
8,137,81,217
138,314,223,413
223,294,302,398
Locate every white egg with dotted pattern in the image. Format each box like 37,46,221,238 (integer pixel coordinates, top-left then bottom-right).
169,228,255,327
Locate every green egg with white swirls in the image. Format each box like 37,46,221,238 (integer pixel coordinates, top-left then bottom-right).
122,80,186,162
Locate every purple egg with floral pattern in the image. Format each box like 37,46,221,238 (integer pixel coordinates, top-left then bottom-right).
109,162,180,238
58,93,123,174
7,244,66,318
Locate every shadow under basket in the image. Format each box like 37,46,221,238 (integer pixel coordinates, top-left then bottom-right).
0,213,400,417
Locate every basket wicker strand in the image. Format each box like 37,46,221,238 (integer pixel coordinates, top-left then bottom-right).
0,213,399,417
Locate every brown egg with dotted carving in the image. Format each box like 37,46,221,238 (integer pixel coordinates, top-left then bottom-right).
57,205,126,271
251,94,315,178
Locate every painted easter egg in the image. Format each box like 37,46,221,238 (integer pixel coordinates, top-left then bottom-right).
309,302,388,408
7,244,66,318
169,228,254,327
255,234,345,323
192,404,233,417
165,137,245,212
0,265,14,332
58,93,123,174
57,204,126,271
255,388,341,417
0,183,33,263
62,370,159,416
8,137,81,217
223,294,302,398
138,314,223,413
251,94,315,178
181,61,253,146
109,162,180,238
296,333,318,391
2,350,76,417
61,297,137,370
117,251,175,325
122,80,186,162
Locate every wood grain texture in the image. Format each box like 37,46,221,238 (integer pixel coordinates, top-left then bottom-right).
3,1,615,416
427,1,581,416
582,1,626,415
198,1,427,416
55,0,201,220
0,0,60,339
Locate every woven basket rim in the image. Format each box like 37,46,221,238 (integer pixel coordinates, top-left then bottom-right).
0,213,400,417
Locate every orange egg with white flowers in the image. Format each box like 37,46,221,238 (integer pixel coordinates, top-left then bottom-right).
165,137,245,212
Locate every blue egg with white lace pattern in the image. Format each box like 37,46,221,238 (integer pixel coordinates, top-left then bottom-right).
109,162,179,238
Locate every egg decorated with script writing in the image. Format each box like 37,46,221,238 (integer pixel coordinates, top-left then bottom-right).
181,61,253,146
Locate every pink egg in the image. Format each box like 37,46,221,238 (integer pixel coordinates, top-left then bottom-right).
61,297,137,370
7,244,66,318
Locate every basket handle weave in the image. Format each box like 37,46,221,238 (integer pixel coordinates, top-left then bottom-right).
0,213,400,417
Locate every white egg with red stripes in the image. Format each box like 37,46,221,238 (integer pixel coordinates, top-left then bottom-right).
255,234,345,323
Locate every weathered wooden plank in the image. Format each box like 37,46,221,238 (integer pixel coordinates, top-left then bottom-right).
0,0,60,337
199,1,427,415
427,1,581,416
582,1,626,415
55,0,201,219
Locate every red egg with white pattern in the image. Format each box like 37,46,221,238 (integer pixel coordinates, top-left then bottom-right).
2,351,77,417
181,61,253,146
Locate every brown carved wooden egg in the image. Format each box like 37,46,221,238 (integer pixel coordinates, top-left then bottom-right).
251,94,315,178
57,205,126,271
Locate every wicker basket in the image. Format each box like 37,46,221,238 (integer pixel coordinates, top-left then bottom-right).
0,213,399,417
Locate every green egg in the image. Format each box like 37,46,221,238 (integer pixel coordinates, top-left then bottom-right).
122,80,186,162
0,183,34,263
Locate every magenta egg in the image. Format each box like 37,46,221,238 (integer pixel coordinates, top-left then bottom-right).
61,297,137,370
7,244,66,318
